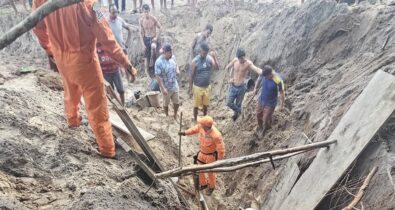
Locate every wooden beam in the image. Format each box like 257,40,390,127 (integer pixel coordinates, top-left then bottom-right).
0,0,82,50
155,139,336,178
342,167,378,210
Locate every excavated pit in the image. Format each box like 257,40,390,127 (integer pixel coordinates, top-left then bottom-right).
1,0,395,209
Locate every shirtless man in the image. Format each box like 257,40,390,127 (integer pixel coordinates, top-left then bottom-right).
139,4,162,78
225,48,262,121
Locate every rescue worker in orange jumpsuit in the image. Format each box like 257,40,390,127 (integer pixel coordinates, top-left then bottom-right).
32,0,137,158
179,116,225,195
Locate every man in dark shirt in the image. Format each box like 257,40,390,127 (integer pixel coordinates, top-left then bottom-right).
254,65,285,137
189,42,219,122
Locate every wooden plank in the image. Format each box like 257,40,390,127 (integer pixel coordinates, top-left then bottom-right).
279,70,395,210
110,111,155,141
105,85,190,208
115,137,156,183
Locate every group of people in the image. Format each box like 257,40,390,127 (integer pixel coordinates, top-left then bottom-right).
31,0,285,196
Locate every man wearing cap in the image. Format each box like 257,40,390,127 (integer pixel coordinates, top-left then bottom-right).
179,116,225,195
254,65,285,137
225,48,262,121
189,42,219,122
139,4,162,78
155,44,180,119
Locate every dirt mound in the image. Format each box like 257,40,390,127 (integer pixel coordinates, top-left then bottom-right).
1,0,395,209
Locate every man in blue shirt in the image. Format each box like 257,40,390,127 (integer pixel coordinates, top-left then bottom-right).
155,44,180,119
254,66,285,137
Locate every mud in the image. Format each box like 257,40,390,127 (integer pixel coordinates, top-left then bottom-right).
1,0,395,209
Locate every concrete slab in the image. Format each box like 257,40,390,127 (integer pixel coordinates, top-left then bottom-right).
278,70,395,210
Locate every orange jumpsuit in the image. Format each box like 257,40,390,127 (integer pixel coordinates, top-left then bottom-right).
33,0,130,157
185,124,225,189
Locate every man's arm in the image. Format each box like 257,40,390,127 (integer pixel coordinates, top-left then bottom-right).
215,136,225,160
254,75,262,95
209,55,219,71
184,125,200,136
139,18,146,48
156,75,168,95
190,35,197,60
154,17,162,41
189,60,196,92
122,19,132,48
225,58,237,72
278,83,285,111
249,62,263,75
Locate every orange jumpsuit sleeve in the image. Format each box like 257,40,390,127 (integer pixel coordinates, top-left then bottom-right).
85,1,130,69
185,125,200,136
215,135,225,160
32,0,52,55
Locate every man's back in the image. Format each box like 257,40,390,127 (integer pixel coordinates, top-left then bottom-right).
260,78,282,107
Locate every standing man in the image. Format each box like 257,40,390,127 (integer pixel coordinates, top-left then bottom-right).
189,42,219,122
139,4,162,78
190,24,213,61
179,116,225,195
254,66,285,137
97,43,133,106
155,44,180,119
33,0,137,158
225,48,262,121
108,4,132,53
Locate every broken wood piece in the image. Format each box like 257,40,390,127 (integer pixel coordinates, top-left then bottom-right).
0,0,82,50
155,139,336,178
342,167,378,210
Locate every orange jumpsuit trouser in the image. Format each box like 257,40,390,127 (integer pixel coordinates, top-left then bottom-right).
198,152,217,189
56,51,115,157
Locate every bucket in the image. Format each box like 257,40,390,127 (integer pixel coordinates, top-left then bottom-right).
136,96,150,108
245,78,255,92
146,91,161,108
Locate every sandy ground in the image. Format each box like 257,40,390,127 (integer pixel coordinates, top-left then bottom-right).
1,0,395,209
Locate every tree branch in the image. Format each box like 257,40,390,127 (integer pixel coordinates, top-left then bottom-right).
0,0,82,50
342,167,378,210
155,139,337,178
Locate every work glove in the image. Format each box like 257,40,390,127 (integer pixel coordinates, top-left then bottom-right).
178,132,186,136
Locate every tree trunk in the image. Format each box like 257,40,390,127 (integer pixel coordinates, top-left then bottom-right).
155,139,337,178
